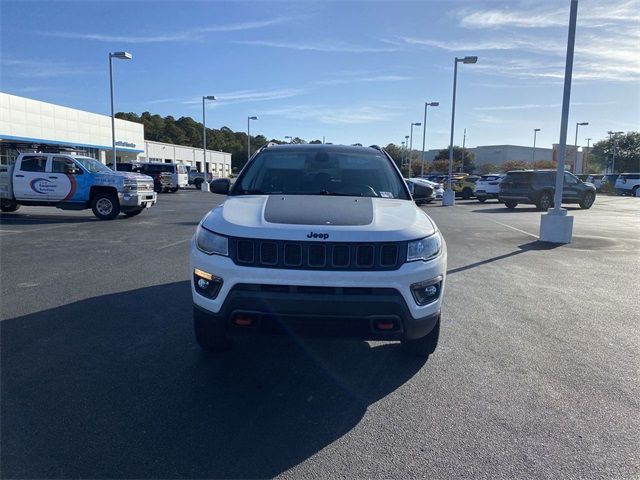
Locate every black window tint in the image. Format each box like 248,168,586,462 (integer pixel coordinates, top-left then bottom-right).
20,156,47,172
52,157,81,174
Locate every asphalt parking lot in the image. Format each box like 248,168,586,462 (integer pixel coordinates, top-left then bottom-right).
1,190,638,479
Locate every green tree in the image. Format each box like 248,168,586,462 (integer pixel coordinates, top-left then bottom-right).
588,132,640,173
384,143,403,170
500,160,529,172
478,163,500,174
434,146,475,173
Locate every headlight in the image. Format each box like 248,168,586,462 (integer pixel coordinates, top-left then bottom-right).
407,233,442,262
195,225,228,256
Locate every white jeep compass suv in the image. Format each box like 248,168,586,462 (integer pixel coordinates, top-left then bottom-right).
190,144,446,356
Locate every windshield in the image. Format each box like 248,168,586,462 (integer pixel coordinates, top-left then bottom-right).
232,149,410,199
74,157,112,173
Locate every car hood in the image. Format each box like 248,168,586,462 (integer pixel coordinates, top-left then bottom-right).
201,195,437,242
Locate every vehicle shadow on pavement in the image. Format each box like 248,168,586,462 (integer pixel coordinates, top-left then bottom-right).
1,281,427,479
447,241,560,275
471,206,581,213
0,213,98,224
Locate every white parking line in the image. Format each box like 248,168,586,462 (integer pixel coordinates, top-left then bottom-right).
0,230,22,235
157,238,191,250
489,220,539,239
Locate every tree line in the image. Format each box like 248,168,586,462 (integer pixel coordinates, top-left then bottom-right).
116,112,639,175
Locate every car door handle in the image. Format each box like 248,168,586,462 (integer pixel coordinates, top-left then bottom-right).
15,174,24,178
48,176,58,179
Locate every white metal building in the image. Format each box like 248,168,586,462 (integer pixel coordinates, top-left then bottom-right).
141,140,231,177
422,144,584,172
0,92,231,174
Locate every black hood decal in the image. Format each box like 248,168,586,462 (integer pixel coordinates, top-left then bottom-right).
264,195,374,226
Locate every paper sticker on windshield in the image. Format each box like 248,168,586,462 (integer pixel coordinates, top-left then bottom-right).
380,191,394,198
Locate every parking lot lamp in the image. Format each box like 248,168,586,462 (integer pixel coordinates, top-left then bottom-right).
584,137,591,173
607,130,624,172
574,122,588,172
109,51,132,171
247,116,258,162
443,55,477,206
539,0,578,243
202,96,217,173
409,123,421,176
421,102,439,177
532,128,541,163
404,135,410,175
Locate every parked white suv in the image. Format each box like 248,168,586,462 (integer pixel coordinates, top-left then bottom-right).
190,144,447,357
615,173,640,196
475,174,505,202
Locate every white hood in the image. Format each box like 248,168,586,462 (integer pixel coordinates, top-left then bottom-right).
201,195,436,242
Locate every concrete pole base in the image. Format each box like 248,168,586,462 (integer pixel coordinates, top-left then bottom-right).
200,181,210,192
539,208,574,243
442,189,455,206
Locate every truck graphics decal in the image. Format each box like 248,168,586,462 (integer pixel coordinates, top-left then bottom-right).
30,178,55,194
63,173,77,201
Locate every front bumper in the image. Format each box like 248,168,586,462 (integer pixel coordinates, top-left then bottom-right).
190,240,446,340
119,191,157,210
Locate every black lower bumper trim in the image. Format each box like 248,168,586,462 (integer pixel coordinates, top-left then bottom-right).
194,284,440,341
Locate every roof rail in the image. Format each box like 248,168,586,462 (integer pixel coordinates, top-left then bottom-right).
369,145,382,151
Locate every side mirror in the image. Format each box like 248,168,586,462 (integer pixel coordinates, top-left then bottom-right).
210,178,230,195
412,183,433,201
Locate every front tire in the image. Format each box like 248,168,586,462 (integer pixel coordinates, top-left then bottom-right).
461,188,473,200
0,201,20,213
194,308,231,353
504,200,518,209
402,318,440,358
170,187,179,193
579,191,595,209
194,178,203,190
91,192,120,220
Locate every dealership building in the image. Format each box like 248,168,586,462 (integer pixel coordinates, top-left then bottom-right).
423,143,586,172
0,93,231,175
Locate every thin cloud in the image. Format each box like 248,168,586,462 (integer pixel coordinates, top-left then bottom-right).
261,104,402,125
2,58,99,77
40,18,290,43
456,0,640,29
314,74,413,86
474,101,614,111
232,39,399,53
181,88,306,106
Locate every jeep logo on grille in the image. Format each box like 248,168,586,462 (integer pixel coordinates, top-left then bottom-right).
307,232,329,240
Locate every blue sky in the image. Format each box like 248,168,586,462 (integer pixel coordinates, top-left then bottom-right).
2,0,638,151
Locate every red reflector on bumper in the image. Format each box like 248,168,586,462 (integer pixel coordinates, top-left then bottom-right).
234,316,254,326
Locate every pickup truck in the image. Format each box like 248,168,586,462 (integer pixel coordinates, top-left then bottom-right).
0,153,157,220
187,168,211,190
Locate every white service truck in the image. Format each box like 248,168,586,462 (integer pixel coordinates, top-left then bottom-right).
0,153,157,220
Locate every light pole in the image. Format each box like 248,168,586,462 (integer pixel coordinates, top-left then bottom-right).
443,55,478,206
574,122,588,172
404,135,409,174
539,0,578,244
460,128,467,173
247,116,258,162
109,51,132,171
285,135,292,144
421,102,439,177
401,141,406,170
532,128,541,163
584,137,591,173
607,130,624,172
202,95,217,173
409,122,421,176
